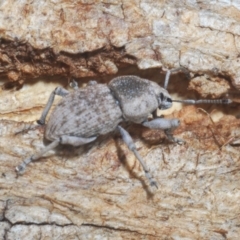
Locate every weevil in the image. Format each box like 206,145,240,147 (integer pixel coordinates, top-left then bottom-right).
16,68,232,188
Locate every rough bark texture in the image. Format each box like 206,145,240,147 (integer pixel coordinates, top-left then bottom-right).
0,1,240,239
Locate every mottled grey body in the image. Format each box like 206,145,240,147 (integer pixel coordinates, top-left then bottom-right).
16,69,231,188
46,76,171,140
45,83,122,141
15,75,180,188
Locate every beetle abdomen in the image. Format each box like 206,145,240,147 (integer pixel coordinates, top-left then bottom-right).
45,84,122,141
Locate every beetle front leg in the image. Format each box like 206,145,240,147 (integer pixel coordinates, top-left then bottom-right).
118,126,158,189
142,118,184,144
37,87,69,125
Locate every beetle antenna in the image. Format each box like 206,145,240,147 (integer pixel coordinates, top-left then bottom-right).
164,68,232,105
172,99,232,104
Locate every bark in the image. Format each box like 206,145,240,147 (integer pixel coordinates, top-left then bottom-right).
0,1,240,239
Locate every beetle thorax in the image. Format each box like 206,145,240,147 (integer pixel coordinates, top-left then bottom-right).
109,76,160,123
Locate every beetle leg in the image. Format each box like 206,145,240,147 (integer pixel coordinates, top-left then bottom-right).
142,118,184,144
60,135,97,146
163,67,190,90
118,126,158,189
69,79,78,89
16,139,60,174
37,87,69,125
164,128,184,144
16,135,97,174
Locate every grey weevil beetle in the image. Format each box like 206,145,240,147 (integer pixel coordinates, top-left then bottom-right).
16,68,232,188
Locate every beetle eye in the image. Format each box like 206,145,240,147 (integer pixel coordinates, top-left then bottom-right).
160,93,164,101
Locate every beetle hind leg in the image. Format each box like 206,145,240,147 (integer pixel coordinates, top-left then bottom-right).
60,135,97,146
16,139,60,174
118,126,158,189
16,135,97,175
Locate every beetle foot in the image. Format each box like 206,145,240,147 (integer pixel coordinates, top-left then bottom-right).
150,179,158,189
174,137,185,145
16,163,26,175
145,171,158,189
37,119,45,125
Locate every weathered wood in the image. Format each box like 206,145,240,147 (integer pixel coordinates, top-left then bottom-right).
0,1,240,239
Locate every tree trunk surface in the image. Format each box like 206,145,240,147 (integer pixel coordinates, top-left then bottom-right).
0,1,240,239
